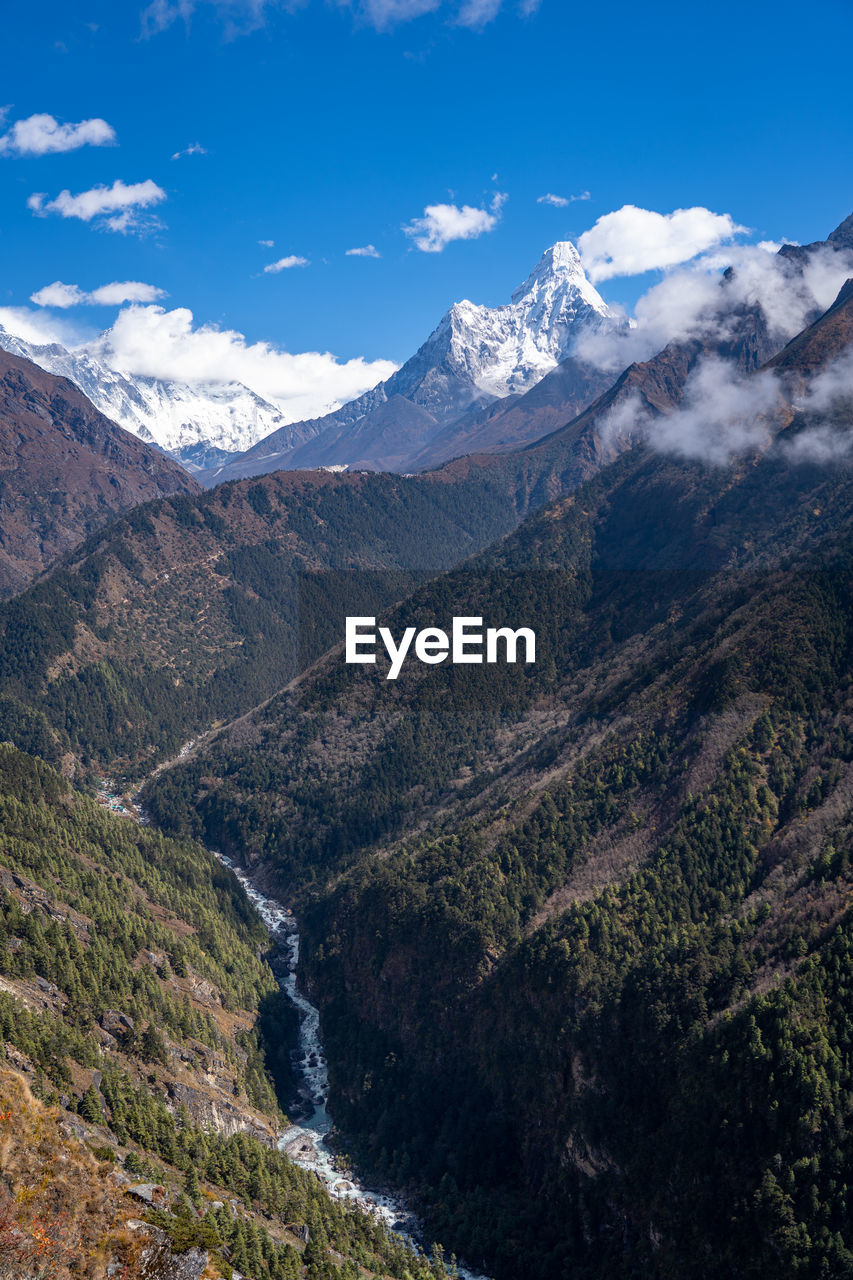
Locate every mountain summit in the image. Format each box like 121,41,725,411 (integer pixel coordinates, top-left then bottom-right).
401,239,613,411
205,241,617,481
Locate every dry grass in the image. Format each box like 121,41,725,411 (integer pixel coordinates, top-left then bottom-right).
0,1070,147,1279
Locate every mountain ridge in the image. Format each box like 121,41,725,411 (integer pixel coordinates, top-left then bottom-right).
0,326,313,470
0,349,198,598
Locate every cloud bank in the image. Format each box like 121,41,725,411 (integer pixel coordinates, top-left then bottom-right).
30,281,167,309
576,242,853,375
578,205,746,282
601,357,784,466
404,192,506,252
0,113,116,157
27,179,167,235
92,304,398,419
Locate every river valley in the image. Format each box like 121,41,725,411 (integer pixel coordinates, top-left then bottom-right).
215,853,491,1280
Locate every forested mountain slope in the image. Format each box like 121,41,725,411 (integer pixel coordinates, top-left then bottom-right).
0,241,847,789
144,283,853,1279
0,336,698,779
0,744,456,1280
0,467,523,779
0,350,197,598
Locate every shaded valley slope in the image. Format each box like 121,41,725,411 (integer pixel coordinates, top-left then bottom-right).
0,350,197,598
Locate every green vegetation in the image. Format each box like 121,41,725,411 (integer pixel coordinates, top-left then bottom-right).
0,744,456,1279
145,439,853,1279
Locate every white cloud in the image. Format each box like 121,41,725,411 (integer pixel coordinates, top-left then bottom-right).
404,191,506,253
456,0,501,25
578,204,746,282
0,113,116,157
258,238,275,247
600,327,853,471
782,343,853,463
346,244,381,258
171,141,207,159
575,236,853,379
91,281,167,306
537,191,590,208
0,305,92,348
93,303,398,419
263,255,309,272
28,179,167,234
29,282,87,309
30,280,167,308
600,357,784,466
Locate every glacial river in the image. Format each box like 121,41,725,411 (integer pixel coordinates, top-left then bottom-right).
214,853,491,1280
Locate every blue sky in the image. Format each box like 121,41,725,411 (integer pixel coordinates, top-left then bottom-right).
2,0,852,410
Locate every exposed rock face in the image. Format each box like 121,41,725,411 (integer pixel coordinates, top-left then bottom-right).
133,1222,208,1280
167,1080,275,1145
0,349,198,596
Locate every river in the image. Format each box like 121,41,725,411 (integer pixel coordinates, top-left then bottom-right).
213,853,492,1280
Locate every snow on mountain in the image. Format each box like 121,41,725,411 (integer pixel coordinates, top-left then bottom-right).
0,327,311,471
0,241,615,480
208,240,618,482
376,240,614,419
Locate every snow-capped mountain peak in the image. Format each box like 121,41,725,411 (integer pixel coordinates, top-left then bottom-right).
1,239,617,480
511,240,602,306
400,238,615,407
0,326,306,470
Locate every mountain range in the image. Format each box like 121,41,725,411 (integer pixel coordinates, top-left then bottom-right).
144,259,853,1280
203,241,618,481
1,209,853,1280
0,325,312,472
1,242,618,484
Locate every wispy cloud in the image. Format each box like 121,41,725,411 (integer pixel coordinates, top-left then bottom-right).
575,241,853,375
30,280,167,309
27,179,166,235
142,0,541,35
0,113,116,157
258,238,275,247
783,343,853,463
578,204,746,282
346,244,381,258
404,191,506,253
0,305,93,348
455,0,501,25
263,255,309,272
600,357,784,466
171,141,207,159
537,191,590,208
357,0,441,26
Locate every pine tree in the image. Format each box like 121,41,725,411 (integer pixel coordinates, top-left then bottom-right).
79,1083,103,1123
